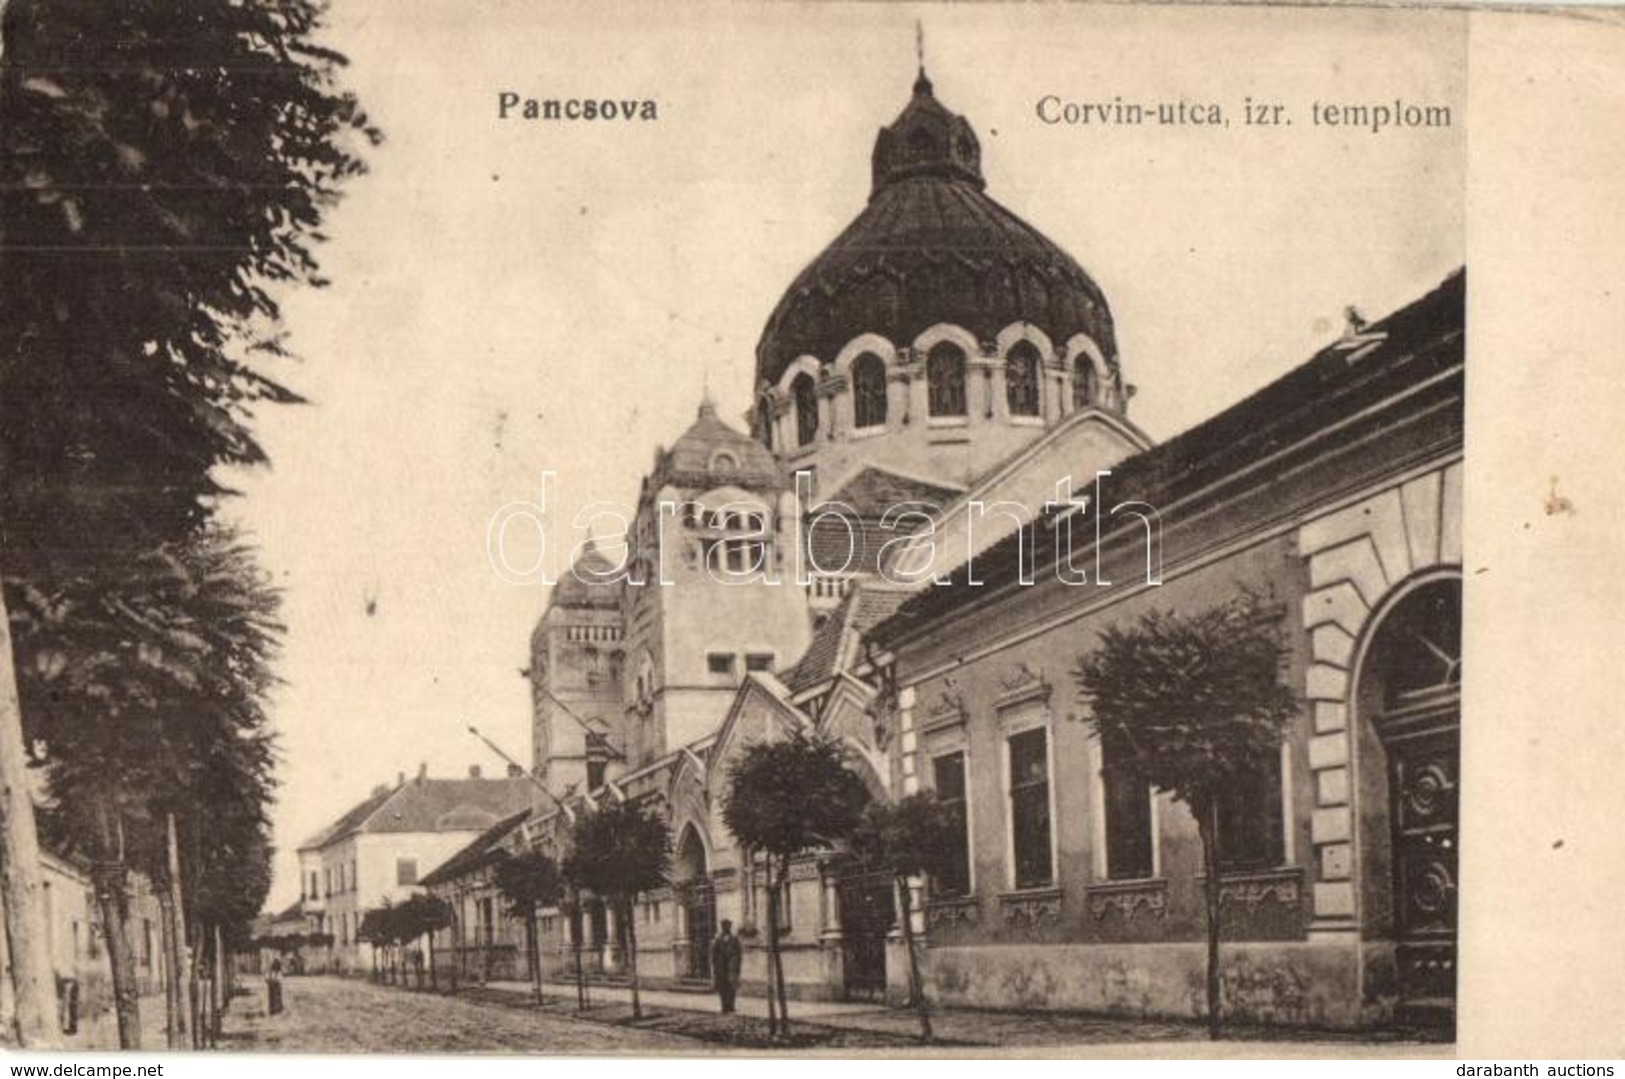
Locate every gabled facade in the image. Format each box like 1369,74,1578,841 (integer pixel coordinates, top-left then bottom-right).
296,767,534,972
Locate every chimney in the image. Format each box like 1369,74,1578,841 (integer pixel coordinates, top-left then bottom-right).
506,763,524,778
397,771,406,787
416,762,428,784
468,764,482,779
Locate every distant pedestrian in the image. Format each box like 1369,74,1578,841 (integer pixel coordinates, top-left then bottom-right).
710,919,742,1014
267,956,285,1016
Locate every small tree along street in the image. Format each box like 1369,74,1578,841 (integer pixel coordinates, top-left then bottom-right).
851,791,965,1043
492,849,566,1004
562,801,672,1020
722,729,869,1039
1073,590,1298,1039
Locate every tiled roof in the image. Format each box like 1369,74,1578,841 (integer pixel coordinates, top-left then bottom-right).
789,583,912,693
825,466,962,516
297,784,397,851
299,776,536,852
872,269,1465,640
419,808,532,888
806,467,957,578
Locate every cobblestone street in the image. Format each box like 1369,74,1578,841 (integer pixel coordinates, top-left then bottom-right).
192,974,1452,1054
217,976,697,1054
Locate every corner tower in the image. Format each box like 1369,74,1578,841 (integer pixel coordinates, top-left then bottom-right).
753,70,1131,494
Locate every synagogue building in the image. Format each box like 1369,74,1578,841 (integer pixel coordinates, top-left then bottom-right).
429,66,1461,1032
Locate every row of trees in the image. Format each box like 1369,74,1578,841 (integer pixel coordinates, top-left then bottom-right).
0,0,375,1047
374,732,959,1043
472,591,1291,1043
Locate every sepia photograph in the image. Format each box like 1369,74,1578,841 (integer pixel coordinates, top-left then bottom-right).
0,0,1620,1066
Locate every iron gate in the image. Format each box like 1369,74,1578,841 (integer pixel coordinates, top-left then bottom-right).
838,870,894,1002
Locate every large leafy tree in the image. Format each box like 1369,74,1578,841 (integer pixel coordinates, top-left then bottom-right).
25,529,283,1044
492,849,564,1004
0,0,373,1047
850,792,963,1043
1073,591,1297,1039
721,729,869,1037
562,801,670,1019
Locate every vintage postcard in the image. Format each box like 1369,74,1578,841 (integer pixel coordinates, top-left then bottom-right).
1,0,1621,1064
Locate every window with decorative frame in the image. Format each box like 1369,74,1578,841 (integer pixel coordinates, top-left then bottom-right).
1007,726,1054,889
1216,746,1285,871
852,352,888,428
931,751,972,898
927,343,968,417
1100,728,1155,880
792,373,819,446
1006,342,1042,417
1073,354,1101,409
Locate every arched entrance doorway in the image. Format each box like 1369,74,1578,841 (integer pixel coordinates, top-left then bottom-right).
1356,576,1460,1025
674,825,715,983
834,747,893,1002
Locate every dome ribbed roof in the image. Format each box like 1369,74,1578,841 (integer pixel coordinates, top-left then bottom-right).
550,541,621,610
756,73,1117,388
654,398,784,492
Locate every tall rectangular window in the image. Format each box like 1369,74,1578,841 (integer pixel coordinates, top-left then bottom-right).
1102,730,1155,880
1217,748,1285,871
931,751,972,898
396,857,419,886
1007,727,1053,889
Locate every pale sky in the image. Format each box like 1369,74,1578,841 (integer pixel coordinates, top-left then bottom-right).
225,0,1466,911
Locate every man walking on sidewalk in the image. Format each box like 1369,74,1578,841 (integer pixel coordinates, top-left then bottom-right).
710,920,742,1014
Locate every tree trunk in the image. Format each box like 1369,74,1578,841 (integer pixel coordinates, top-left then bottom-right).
0,19,55,1046
157,890,180,1047
572,904,586,1010
164,814,187,1042
0,576,60,1049
762,869,781,1037
91,863,142,1049
211,924,224,1044
1198,797,1224,1040
773,858,791,1032
895,874,932,1043
187,920,202,1049
523,907,541,1005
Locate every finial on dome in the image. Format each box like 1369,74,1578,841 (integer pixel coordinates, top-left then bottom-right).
698,374,718,419
914,20,932,96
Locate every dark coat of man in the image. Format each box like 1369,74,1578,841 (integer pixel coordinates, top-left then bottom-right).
710,920,743,1013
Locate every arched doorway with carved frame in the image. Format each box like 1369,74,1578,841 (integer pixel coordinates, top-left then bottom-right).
673,823,715,984
1352,572,1461,1028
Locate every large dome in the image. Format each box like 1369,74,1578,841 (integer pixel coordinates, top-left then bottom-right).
755,72,1118,389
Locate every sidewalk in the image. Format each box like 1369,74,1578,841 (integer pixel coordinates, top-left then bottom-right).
477,978,1452,1051
488,979,885,1023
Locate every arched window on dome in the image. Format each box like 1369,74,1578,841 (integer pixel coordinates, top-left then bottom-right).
758,397,776,451
1006,342,1041,417
852,353,888,429
927,343,967,418
792,373,819,447
1073,354,1101,410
